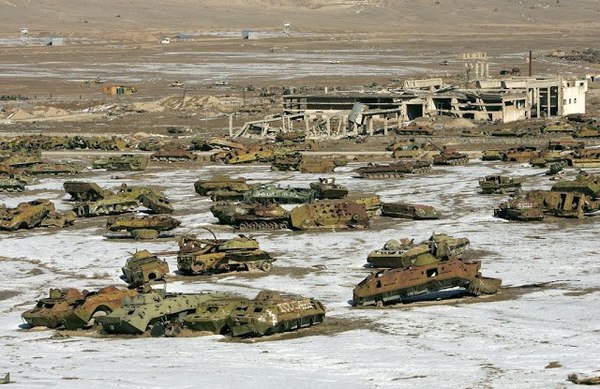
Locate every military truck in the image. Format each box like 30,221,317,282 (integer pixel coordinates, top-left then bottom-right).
224,291,326,337
97,290,229,335
0,199,75,231
381,202,440,219
354,160,431,179
177,232,274,274
210,202,291,230
92,154,148,171
122,250,170,286
478,175,523,194
106,214,181,239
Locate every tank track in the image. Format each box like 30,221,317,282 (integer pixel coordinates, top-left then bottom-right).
236,220,290,230
0,186,24,192
74,202,138,217
360,172,405,179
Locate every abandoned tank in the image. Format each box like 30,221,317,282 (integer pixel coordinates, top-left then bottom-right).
22,288,88,328
478,175,523,194
122,250,170,287
210,202,291,230
309,177,348,199
289,199,369,230
354,160,432,179
381,202,440,220
177,232,274,274
106,214,181,239
0,177,26,192
243,184,317,204
92,154,148,171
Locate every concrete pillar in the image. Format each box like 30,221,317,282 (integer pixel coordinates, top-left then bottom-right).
326,116,331,137
383,117,388,136
547,87,551,116
368,117,373,136
229,114,234,137
536,88,541,118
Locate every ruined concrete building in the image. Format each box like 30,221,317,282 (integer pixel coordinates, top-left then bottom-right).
283,76,587,124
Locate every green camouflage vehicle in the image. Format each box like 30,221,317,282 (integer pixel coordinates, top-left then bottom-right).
177,232,274,274
0,177,26,192
381,202,440,219
122,250,170,287
194,175,252,201
210,202,291,230
97,290,229,335
92,154,148,171
243,184,317,204
0,199,75,231
226,291,326,337
182,297,251,333
478,175,523,194
309,177,348,199
289,199,369,230
107,214,181,239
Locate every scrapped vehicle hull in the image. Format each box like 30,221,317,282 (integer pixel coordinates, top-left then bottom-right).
107,214,181,239
194,176,251,197
243,185,317,204
98,292,228,335
381,202,440,219
62,287,139,330
21,288,87,328
290,200,369,230
355,160,431,178
227,291,326,337
92,154,148,171
122,250,170,287
182,298,251,333
210,202,291,230
353,259,500,306
478,175,523,194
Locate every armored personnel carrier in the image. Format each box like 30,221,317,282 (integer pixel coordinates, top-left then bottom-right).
150,149,198,162
381,202,440,219
177,232,274,274
0,199,75,231
348,194,382,217
433,149,469,166
0,151,42,167
122,250,170,286
92,154,148,171
386,140,423,159
225,291,326,337
22,288,88,328
494,189,599,220
64,181,111,202
0,177,26,192
62,287,139,330
210,202,291,229
478,175,523,194
354,160,431,179
366,234,470,268
551,172,600,198
17,162,82,176
182,297,251,334
222,146,275,164
97,290,229,335
271,152,303,171
243,184,317,204
107,214,181,239
481,149,503,161
194,175,252,201
309,177,348,199
493,194,545,221
289,199,369,230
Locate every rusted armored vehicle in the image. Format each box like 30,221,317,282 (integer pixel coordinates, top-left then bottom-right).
386,140,423,159
573,125,600,138
551,172,600,198
354,160,432,178
396,123,434,136
150,149,198,162
289,199,369,230
433,148,469,166
106,214,181,239
349,194,382,217
92,154,148,171
210,202,291,229
191,136,245,151
310,177,348,199
478,175,523,194
22,288,88,328
177,232,274,274
381,202,440,219
481,149,503,161
493,194,545,221
194,175,252,201
0,151,42,167
122,250,170,287
243,184,317,205
222,145,275,164
567,149,600,168
68,183,173,217
64,181,111,201
494,189,598,220
0,199,75,231
271,152,303,171
502,146,539,162
97,289,228,335
16,162,82,176
224,291,326,337
62,287,139,330
299,158,345,173
182,297,251,334
353,243,500,306
546,161,567,176
0,177,26,192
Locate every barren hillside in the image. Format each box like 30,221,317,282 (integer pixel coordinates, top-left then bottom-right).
2,0,600,39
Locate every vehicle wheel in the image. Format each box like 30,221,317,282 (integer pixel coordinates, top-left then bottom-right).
260,261,273,272
258,222,267,229
165,320,182,337
150,322,166,337
279,221,289,229
86,310,108,327
239,222,249,229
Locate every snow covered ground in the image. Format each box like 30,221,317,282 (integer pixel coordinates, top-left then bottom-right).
0,160,598,388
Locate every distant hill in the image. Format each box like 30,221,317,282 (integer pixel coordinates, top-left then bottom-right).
1,0,599,38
